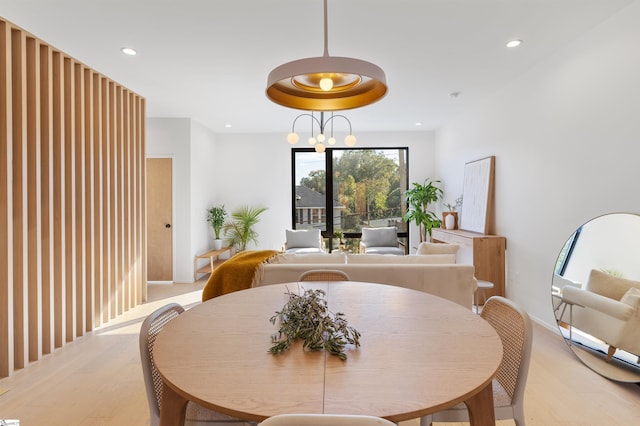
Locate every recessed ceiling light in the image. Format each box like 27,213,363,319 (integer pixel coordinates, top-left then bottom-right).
506,39,522,48
415,122,422,126
121,47,137,56
224,124,232,128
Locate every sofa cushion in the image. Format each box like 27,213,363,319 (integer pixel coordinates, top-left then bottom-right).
285,229,321,249
416,242,460,255
284,247,324,255
585,269,640,300
255,263,477,309
346,253,455,264
272,253,346,264
363,246,405,255
361,227,397,247
620,287,640,308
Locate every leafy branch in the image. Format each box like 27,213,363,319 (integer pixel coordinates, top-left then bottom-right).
269,287,361,360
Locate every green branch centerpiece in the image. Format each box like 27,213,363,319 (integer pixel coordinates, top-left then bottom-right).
269,287,361,360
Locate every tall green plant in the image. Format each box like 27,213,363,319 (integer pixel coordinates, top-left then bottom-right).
223,205,268,251
207,205,227,239
403,179,443,242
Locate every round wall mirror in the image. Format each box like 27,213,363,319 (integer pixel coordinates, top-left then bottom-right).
551,212,640,382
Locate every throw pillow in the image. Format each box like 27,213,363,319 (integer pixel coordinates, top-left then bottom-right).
416,242,460,255
274,253,345,264
285,229,321,249
361,227,397,247
585,269,640,300
620,287,640,308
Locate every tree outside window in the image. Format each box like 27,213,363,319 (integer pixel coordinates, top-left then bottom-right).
292,147,409,252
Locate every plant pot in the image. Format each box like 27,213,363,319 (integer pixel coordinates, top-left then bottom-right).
213,239,223,250
443,212,458,230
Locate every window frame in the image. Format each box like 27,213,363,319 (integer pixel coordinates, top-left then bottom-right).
291,147,410,250
555,226,582,276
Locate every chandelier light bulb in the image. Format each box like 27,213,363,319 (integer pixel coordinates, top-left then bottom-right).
344,134,357,147
286,111,356,149
287,132,299,144
319,77,334,91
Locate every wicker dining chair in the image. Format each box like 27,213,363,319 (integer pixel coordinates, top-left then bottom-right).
298,269,351,282
420,296,533,426
258,414,396,426
139,303,251,426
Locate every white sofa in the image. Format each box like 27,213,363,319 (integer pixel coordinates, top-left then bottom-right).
562,269,640,361
254,253,477,309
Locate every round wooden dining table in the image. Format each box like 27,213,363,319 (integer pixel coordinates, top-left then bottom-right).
153,282,502,426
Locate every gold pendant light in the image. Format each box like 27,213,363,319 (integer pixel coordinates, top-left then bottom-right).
266,0,387,111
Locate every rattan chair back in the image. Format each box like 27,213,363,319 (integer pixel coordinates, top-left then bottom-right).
140,303,185,425
140,303,251,425
481,296,532,405
420,295,533,426
298,269,351,282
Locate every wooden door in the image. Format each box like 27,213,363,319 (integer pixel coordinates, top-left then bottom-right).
146,158,173,281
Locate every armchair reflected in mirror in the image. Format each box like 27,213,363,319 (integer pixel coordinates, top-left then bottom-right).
552,213,640,382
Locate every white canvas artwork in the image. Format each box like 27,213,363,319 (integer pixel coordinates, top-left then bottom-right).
460,156,494,234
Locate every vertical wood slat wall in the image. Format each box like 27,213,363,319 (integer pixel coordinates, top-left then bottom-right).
0,18,146,378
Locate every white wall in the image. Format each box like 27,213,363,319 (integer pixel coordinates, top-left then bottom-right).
146,118,193,282
146,127,435,282
190,121,219,257
563,213,640,284
147,4,640,317
212,131,436,254
435,1,640,328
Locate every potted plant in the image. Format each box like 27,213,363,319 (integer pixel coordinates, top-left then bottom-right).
334,229,346,252
442,195,462,230
403,179,443,242
223,205,268,251
207,204,227,249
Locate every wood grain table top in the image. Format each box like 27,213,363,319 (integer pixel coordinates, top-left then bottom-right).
154,282,502,424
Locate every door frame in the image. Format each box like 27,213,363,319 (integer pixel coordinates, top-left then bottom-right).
146,155,176,283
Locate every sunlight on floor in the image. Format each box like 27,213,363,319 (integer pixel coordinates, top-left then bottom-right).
93,283,205,336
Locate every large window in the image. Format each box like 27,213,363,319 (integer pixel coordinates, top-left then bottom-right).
292,147,409,251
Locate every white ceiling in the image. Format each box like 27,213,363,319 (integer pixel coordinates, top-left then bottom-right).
0,0,634,134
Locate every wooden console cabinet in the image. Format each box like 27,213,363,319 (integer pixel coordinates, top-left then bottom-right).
431,228,506,300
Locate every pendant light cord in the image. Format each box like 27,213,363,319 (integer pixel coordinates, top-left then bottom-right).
323,0,329,57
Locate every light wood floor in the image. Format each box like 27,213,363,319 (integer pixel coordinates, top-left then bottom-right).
0,281,639,425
